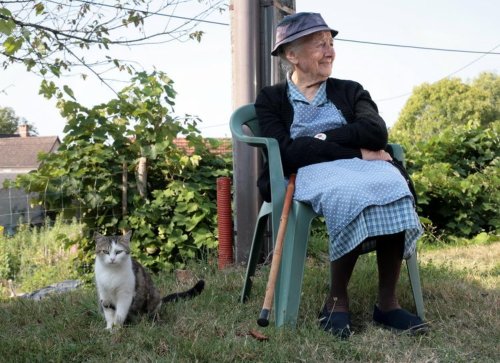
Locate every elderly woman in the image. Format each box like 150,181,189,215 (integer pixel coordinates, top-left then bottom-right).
254,12,427,338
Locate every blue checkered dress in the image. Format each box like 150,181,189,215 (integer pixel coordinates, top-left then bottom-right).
287,79,422,261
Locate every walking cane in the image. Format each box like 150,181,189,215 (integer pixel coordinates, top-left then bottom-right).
257,174,296,327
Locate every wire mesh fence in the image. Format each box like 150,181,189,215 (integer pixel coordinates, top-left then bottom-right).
0,172,129,234
0,137,234,235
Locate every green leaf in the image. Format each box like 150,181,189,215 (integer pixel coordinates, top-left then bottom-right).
0,8,12,16
63,85,76,100
3,36,23,55
34,2,45,15
0,18,15,35
38,80,58,99
49,65,61,77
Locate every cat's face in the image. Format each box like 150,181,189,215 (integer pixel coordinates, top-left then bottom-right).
94,231,132,266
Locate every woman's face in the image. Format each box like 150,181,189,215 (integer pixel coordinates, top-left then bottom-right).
286,31,335,81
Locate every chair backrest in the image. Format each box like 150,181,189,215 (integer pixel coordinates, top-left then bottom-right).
230,103,286,245
229,104,264,159
229,104,259,139
230,104,285,178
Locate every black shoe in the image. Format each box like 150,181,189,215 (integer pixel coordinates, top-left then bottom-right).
373,305,429,334
318,305,352,339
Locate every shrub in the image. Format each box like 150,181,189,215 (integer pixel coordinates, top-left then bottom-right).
390,73,499,238
0,217,81,297
14,71,232,275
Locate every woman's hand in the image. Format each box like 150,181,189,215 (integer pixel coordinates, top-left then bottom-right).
361,148,393,161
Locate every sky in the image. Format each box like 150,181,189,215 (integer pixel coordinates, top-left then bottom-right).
0,0,499,139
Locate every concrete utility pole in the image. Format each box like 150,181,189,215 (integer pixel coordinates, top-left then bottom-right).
230,0,260,264
230,0,295,263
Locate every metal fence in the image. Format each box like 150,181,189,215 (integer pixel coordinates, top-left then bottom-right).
0,187,45,235
0,174,121,235
0,139,234,235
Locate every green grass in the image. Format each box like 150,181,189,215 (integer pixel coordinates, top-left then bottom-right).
0,229,498,362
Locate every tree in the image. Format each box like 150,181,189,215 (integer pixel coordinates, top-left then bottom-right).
390,72,499,238
0,0,226,96
15,71,232,274
0,106,38,135
1,1,230,272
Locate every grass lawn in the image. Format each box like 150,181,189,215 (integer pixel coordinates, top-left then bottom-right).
0,240,498,362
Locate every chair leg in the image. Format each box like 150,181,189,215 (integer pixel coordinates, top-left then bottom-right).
240,209,270,303
274,202,317,327
406,252,425,320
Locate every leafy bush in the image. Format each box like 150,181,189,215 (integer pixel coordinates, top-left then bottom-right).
0,217,81,297
390,73,499,238
14,71,232,275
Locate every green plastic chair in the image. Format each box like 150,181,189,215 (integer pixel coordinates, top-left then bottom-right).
230,103,425,327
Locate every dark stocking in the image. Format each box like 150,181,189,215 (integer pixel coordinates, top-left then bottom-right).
376,232,405,311
326,246,360,312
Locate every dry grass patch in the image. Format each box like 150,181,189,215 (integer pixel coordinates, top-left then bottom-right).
419,241,500,289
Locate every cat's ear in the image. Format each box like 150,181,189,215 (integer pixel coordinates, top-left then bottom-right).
93,231,104,242
94,231,106,251
123,230,133,243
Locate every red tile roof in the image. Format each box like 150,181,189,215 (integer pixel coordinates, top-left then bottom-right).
0,136,228,169
173,138,232,155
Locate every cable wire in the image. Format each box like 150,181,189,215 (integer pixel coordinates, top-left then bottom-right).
25,0,500,55
336,38,500,55
375,42,500,102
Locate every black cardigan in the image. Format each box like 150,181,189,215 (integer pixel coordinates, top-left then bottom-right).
254,78,388,201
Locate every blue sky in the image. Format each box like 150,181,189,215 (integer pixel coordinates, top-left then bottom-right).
0,0,498,138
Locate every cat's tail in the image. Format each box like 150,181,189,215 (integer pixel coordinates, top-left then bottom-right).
162,280,205,303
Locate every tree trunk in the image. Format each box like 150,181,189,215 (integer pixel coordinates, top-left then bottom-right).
137,156,147,198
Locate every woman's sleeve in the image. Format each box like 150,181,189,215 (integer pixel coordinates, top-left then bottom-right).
323,82,388,150
255,87,361,175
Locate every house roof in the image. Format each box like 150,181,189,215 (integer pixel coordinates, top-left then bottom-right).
0,136,60,168
173,138,232,155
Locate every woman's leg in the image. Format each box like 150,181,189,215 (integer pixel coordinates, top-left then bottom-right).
373,232,428,332
376,232,405,311
326,246,360,312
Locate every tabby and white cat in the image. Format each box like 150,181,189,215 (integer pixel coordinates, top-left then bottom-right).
94,231,205,330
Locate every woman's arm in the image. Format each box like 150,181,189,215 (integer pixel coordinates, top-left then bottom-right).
323,80,388,150
255,86,361,175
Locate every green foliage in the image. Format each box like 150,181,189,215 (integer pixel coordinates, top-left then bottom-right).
0,106,18,134
0,235,18,281
0,106,38,135
390,73,499,238
2,0,230,275
0,217,81,296
14,71,232,274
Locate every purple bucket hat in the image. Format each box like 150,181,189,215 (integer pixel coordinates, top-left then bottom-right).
271,12,338,56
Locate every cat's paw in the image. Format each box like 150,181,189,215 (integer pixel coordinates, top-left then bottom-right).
113,314,126,327
106,322,123,332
